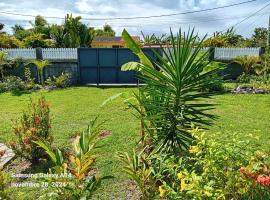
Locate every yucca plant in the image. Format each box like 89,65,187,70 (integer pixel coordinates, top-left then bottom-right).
27,59,50,85
122,29,219,154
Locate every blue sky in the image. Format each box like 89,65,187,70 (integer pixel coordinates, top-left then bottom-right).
0,0,269,38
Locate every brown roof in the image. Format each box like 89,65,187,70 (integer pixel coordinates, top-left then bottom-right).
93,36,140,42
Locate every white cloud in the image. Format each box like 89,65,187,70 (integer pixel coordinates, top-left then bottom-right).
0,0,268,37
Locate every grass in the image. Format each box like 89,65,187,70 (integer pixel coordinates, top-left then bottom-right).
0,86,270,199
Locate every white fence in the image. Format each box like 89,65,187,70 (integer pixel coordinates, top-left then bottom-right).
0,47,262,61
1,48,36,60
42,48,77,60
214,48,261,60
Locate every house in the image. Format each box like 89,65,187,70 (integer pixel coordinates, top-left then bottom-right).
91,36,140,48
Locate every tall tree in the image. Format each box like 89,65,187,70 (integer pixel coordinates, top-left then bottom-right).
95,24,115,37
251,27,268,47
12,24,30,40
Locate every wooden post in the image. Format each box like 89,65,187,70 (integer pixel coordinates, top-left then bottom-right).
36,47,43,60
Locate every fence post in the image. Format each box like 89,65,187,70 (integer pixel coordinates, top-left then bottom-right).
208,47,215,61
259,47,265,56
36,47,43,60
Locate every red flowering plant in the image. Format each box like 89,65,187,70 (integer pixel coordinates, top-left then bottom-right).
10,96,53,162
239,150,270,197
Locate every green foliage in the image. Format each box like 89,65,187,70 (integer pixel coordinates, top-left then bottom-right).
203,28,244,47
117,150,155,199
27,59,50,85
0,76,25,93
250,27,268,47
232,55,261,75
122,28,219,153
157,128,270,199
0,170,11,200
50,14,95,47
34,118,111,199
141,32,168,45
45,72,72,88
95,24,115,37
11,97,53,162
12,24,31,40
121,29,153,70
0,33,23,48
0,51,10,80
23,33,53,48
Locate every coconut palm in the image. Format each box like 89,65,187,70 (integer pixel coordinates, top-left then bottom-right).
122,28,219,153
27,60,50,85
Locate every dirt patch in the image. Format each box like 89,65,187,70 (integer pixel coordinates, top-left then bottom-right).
0,150,6,157
99,129,112,139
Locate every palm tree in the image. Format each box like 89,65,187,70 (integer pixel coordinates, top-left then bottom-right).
122,29,219,153
27,60,50,85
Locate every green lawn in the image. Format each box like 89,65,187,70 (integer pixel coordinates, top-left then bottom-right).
0,87,270,199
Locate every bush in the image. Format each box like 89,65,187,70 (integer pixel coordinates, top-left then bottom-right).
0,33,23,48
0,170,11,200
118,127,270,199
0,76,25,93
35,118,111,199
157,128,270,199
46,72,72,88
11,97,53,162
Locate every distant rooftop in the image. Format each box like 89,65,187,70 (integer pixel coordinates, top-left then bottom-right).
93,36,140,42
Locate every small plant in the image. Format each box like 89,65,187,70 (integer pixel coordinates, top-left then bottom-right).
117,149,155,200
0,170,11,200
11,96,52,162
34,118,112,199
27,59,50,85
0,76,25,93
46,72,72,88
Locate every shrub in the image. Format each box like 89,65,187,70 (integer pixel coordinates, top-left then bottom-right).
23,33,54,48
46,72,72,88
0,33,23,48
232,56,261,75
0,170,11,200
34,118,112,199
157,128,270,199
0,76,25,93
11,97,53,162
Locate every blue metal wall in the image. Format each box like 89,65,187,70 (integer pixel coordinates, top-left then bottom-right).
78,48,156,84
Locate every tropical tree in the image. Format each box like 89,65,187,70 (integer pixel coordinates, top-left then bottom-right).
27,60,50,85
250,27,268,47
50,24,65,47
23,33,53,48
12,24,30,40
121,29,219,153
50,14,95,47
95,24,115,37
